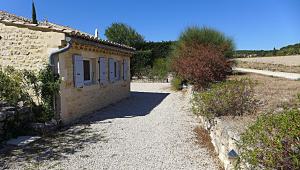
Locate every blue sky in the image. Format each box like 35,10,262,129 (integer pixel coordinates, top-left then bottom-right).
0,0,299,50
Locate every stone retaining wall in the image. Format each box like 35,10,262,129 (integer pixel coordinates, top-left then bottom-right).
198,116,239,170
187,86,240,170
0,102,32,142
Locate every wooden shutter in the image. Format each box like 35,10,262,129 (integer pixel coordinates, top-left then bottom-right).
99,57,107,83
116,61,120,80
123,59,128,80
109,58,115,82
73,55,84,88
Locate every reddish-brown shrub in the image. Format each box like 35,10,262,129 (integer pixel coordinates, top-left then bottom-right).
172,43,232,89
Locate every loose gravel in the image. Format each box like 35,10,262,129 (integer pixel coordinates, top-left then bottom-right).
2,83,218,170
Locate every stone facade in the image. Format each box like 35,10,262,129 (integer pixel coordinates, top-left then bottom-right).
58,44,131,123
0,22,65,71
0,21,133,124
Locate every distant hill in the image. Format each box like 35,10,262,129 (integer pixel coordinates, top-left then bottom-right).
234,43,300,58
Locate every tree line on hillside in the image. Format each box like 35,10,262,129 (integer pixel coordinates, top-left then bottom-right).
235,43,300,58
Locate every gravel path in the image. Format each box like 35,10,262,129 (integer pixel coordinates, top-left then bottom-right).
1,83,218,170
233,67,300,80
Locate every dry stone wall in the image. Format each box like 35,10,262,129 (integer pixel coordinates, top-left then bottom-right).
0,23,65,71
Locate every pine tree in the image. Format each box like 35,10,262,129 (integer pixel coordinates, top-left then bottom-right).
32,0,38,24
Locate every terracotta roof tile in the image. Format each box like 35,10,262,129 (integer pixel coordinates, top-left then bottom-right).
0,10,135,51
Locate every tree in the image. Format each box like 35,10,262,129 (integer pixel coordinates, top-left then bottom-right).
273,47,277,56
105,23,144,47
32,0,38,24
172,27,235,89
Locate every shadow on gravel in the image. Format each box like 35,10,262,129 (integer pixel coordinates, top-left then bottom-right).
0,125,106,169
0,91,169,169
79,91,170,124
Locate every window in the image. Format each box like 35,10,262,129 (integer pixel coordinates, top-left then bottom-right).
83,59,92,83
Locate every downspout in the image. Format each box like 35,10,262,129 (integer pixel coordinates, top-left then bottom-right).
48,37,72,121
49,37,72,67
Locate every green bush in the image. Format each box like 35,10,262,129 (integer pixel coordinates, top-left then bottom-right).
0,66,60,122
36,66,60,122
192,78,256,120
151,58,170,80
131,50,152,78
237,109,300,169
171,76,183,90
0,67,31,105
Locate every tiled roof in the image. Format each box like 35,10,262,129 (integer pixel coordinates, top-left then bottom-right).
0,11,135,51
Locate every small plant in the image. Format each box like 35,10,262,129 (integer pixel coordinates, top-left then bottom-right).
0,66,31,105
192,78,256,120
0,66,60,122
35,66,60,122
237,109,300,169
151,58,170,80
171,76,183,90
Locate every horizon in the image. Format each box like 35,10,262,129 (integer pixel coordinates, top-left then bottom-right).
0,0,299,50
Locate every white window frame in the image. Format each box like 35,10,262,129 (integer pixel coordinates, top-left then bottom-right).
83,58,92,84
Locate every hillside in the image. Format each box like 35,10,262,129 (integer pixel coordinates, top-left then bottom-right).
235,43,300,58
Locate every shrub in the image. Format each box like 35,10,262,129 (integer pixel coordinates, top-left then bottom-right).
192,78,256,120
237,109,300,169
172,27,234,89
0,66,60,122
151,58,170,80
131,50,152,78
171,76,183,90
0,67,31,105
35,66,60,122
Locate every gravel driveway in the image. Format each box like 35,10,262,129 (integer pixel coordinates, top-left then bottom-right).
1,83,218,170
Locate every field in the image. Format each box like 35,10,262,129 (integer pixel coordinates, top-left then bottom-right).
234,55,300,73
235,55,300,66
220,72,300,134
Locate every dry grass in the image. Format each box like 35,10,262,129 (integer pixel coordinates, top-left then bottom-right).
194,127,224,170
235,61,300,73
229,73,300,114
235,55,300,66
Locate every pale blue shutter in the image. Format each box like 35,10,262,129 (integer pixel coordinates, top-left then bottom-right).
73,55,84,88
109,58,115,82
123,59,128,81
99,57,107,83
116,61,120,80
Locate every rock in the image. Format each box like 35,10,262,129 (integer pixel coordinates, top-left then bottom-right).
0,101,8,107
6,136,41,146
5,111,16,119
1,106,15,112
0,112,6,121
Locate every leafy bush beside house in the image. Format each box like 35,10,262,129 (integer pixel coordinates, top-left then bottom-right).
0,66,59,123
192,79,256,120
172,27,235,90
0,67,31,106
238,109,300,169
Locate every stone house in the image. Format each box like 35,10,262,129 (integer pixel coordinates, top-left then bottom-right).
0,11,135,124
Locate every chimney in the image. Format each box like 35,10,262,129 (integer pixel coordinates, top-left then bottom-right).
95,28,99,38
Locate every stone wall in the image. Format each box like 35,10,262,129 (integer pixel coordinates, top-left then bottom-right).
0,102,32,142
0,23,65,71
187,86,240,170
58,46,131,124
198,116,240,170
